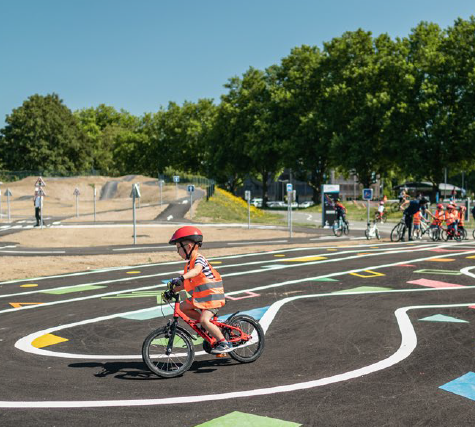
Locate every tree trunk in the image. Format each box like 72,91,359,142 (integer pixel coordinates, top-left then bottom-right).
261,171,269,207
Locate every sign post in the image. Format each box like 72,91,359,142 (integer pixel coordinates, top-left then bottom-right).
286,183,293,232
0,185,2,221
187,185,195,219
73,188,80,217
363,188,373,224
131,184,141,245
173,175,180,199
5,189,12,223
158,180,164,207
245,190,251,229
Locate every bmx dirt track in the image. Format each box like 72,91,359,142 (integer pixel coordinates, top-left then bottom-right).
2,240,475,426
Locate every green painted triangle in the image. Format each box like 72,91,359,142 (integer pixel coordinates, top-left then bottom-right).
42,285,107,295
333,286,391,294
195,411,301,427
311,277,338,282
419,314,469,323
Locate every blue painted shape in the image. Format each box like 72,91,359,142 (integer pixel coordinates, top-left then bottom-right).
440,372,475,401
419,314,468,323
219,306,270,322
121,305,174,320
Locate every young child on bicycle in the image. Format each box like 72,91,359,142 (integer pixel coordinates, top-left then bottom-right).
457,205,467,238
376,200,385,222
335,199,348,226
445,204,458,238
168,226,230,354
428,204,445,230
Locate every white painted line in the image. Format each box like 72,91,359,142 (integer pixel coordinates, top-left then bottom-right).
228,240,288,245
113,246,171,251
0,250,66,254
10,296,475,408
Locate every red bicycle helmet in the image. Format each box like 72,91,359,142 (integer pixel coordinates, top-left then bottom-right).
437,203,443,209
169,226,203,245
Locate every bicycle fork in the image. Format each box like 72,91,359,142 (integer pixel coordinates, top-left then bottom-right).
166,319,178,356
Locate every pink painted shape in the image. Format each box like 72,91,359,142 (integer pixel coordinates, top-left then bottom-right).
469,305,475,310
398,264,416,267
225,291,260,301
407,278,464,288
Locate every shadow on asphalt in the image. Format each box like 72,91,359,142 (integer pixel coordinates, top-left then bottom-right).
68,357,238,380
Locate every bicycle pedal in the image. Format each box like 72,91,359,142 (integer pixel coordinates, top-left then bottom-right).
215,353,229,358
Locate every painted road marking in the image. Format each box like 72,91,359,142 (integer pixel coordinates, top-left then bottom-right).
20,284,38,288
440,372,475,402
225,291,260,301
9,302,43,308
414,269,462,275
426,258,456,262
407,279,464,289
41,285,107,295
418,314,468,323
10,299,475,408
333,286,391,294
195,411,301,426
350,270,385,278
126,271,141,274
2,245,474,316
282,256,327,262
32,334,68,348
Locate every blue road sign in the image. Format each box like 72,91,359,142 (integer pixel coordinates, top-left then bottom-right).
363,188,373,201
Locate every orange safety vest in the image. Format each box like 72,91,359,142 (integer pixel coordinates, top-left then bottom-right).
431,210,444,226
458,209,466,227
445,211,456,226
413,211,421,225
184,252,225,310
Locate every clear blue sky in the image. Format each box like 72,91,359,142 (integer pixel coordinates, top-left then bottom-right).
0,0,473,125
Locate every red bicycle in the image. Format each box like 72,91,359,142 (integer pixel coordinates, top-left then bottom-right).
142,286,265,378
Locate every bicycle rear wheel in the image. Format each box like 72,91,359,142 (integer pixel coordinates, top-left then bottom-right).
224,315,265,363
142,326,194,378
390,224,403,242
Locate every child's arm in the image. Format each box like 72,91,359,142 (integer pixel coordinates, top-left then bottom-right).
170,264,204,292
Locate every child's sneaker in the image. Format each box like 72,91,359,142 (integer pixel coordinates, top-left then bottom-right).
211,341,231,354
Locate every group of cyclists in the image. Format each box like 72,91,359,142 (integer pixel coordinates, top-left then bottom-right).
332,188,470,242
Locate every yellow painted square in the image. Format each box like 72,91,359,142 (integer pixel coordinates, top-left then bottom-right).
357,253,372,256
126,271,141,274
350,270,385,278
274,254,286,257
32,334,69,348
466,255,475,259
427,258,455,262
327,249,338,251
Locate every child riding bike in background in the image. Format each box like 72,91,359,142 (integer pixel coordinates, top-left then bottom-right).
429,204,445,229
445,204,458,239
335,199,348,227
168,226,230,354
457,205,467,239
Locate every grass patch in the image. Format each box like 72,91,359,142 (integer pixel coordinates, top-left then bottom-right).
195,188,285,224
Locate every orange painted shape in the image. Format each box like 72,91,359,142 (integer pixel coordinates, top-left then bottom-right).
427,258,456,262
32,333,69,348
20,284,38,288
9,302,43,308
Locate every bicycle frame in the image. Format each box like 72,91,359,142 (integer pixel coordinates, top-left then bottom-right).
166,292,251,352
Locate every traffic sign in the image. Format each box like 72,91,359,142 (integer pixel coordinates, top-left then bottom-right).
130,183,141,198
286,183,293,193
173,175,180,183
5,189,12,197
187,185,195,193
35,177,46,187
362,189,373,201
244,190,251,201
158,180,164,187
73,188,80,196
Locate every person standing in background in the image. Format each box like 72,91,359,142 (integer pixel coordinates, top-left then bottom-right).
34,187,42,227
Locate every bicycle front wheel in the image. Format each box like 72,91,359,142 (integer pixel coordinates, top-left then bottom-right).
343,223,349,235
142,326,194,378
224,315,265,363
333,225,342,237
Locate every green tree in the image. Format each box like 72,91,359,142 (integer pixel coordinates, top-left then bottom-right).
0,93,91,173
275,45,331,203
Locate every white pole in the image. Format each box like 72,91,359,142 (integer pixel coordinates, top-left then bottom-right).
76,194,79,217
133,192,136,245
289,193,293,239
160,182,163,207
248,199,251,229
93,187,96,222
176,181,178,199
367,199,370,224
190,192,193,219
0,190,2,221
7,190,11,223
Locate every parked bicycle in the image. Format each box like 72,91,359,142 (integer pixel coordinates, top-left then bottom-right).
142,287,265,378
428,225,443,241
365,221,381,240
332,217,349,237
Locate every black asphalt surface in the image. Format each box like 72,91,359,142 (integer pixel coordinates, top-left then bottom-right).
2,240,475,425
